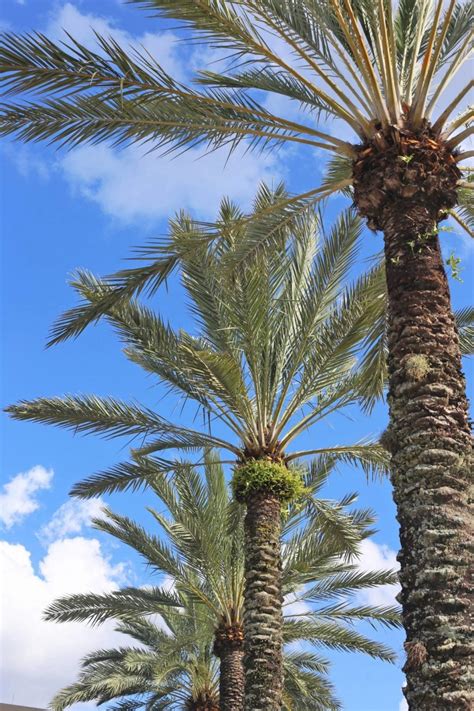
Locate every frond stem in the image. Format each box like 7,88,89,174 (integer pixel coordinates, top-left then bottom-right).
425,31,474,118
404,1,431,103
444,108,474,138
432,80,474,133
376,0,401,122
449,209,474,238
335,0,390,126
278,396,355,449
411,0,456,127
447,125,474,148
247,0,372,136
456,151,474,163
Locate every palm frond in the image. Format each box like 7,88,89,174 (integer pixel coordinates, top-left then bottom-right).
283,618,396,661
5,393,237,453
49,448,400,709
70,456,178,499
454,306,474,355
44,587,182,625
288,443,390,477
0,0,472,243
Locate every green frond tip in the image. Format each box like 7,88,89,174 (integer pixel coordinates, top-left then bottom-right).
232,460,306,504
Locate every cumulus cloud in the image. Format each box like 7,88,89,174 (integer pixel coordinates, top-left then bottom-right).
0,536,127,708
60,142,284,223
6,144,50,180
0,3,285,223
356,539,401,608
0,465,53,528
4,2,288,223
399,698,408,711
39,497,105,544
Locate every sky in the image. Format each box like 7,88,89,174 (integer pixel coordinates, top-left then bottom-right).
0,2,473,711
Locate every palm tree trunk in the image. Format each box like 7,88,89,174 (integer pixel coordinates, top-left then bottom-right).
215,639,245,711
381,204,473,711
243,491,283,711
214,622,245,711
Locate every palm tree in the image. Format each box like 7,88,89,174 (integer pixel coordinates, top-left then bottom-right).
7,195,407,710
1,5,472,706
50,611,339,711
51,604,221,711
46,451,401,711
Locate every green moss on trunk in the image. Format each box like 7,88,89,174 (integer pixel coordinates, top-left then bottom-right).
232,459,305,503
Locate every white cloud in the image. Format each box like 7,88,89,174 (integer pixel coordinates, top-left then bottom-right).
356,539,401,608
46,2,125,45
0,536,127,708
60,142,284,223
21,3,282,223
281,540,401,617
399,698,408,711
39,497,105,544
3,3,288,223
0,465,53,528
46,3,186,82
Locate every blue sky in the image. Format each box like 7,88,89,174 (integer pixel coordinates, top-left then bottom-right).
0,2,473,710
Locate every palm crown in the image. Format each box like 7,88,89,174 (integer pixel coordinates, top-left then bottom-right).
7,189,473,490
0,0,472,237
47,452,400,711
7,187,472,710
51,605,221,711
5,189,420,710
52,606,341,711
9,192,395,490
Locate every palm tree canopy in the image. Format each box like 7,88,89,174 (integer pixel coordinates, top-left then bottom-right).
47,453,401,711
51,603,221,711
51,606,340,711
8,192,400,490
0,0,472,236
7,190,473,492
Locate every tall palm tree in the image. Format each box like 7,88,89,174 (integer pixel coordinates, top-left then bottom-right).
47,451,401,711
51,604,221,711
7,195,406,710
1,4,472,706
50,611,339,711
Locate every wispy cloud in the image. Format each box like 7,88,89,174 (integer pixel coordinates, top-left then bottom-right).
3,2,288,224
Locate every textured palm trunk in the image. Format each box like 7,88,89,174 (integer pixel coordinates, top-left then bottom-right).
216,640,245,711
214,621,245,711
243,491,283,711
381,203,473,710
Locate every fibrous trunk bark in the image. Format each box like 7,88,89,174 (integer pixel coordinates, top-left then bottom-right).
382,204,473,710
243,492,283,711
214,623,245,711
